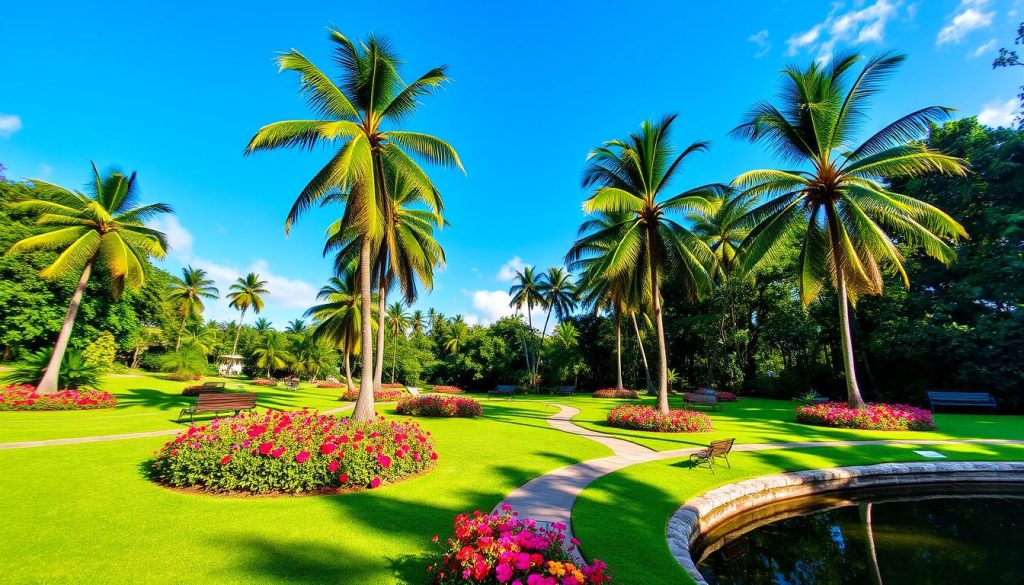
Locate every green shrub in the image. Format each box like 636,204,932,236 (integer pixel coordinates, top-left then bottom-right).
159,348,208,376
3,349,104,390
82,331,118,367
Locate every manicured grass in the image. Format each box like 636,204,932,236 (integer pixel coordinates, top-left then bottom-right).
572,442,1024,585
0,398,610,584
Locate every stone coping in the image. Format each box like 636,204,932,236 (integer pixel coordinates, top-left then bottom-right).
666,461,1024,585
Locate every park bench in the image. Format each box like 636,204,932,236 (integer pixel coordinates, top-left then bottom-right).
178,392,258,425
283,378,300,390
690,438,735,474
927,391,997,412
684,393,725,411
553,385,576,397
489,385,517,398
407,387,422,397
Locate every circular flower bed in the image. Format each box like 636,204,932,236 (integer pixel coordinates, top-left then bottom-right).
339,389,406,402
164,372,202,382
0,385,116,411
431,385,465,394
381,383,406,389
251,379,277,387
150,410,438,494
592,388,639,399
427,506,612,584
397,395,482,418
684,391,738,403
796,402,936,431
607,405,713,432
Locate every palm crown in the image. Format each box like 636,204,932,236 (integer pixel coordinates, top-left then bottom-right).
169,266,219,317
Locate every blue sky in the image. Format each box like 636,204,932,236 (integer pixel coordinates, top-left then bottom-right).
1,0,1021,327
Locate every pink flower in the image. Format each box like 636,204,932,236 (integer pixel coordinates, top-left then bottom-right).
328,460,340,473
496,562,513,582
258,442,274,455
339,472,349,483
377,454,392,469
370,477,381,489
270,446,286,459
295,450,310,464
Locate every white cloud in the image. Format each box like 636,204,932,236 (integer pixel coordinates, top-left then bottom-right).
147,215,194,260
970,38,997,58
977,98,1019,127
748,29,772,58
937,2,994,45
0,113,22,138
496,256,528,281
463,288,546,327
786,1,901,61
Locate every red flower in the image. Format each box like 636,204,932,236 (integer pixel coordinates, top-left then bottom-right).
219,455,232,465
258,442,274,455
320,442,337,455
370,477,381,489
270,446,286,459
328,460,340,473
295,450,310,464
377,454,392,469
339,472,349,483
430,451,438,461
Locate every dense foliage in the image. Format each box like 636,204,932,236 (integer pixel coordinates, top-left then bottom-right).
0,385,116,411
396,395,482,418
592,388,639,399
150,410,437,493
339,389,405,402
4,349,103,389
606,405,713,432
795,402,935,431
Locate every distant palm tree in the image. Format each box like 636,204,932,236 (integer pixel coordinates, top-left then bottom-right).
509,266,544,380
5,163,171,393
180,324,218,356
410,310,426,336
285,319,307,334
686,192,754,282
306,268,378,392
443,318,470,355
252,317,273,334
253,331,294,378
570,115,722,413
292,335,334,382
385,302,410,383
245,29,462,422
227,273,269,355
732,52,968,408
534,267,577,379
169,266,219,350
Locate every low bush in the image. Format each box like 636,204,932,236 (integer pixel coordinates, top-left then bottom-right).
182,385,224,397
607,405,713,432
796,402,936,431
396,395,482,418
381,383,405,389
714,391,738,402
4,349,104,390
150,410,438,494
164,372,203,382
251,379,277,387
339,389,405,402
317,381,346,389
592,388,639,399
426,506,612,584
0,385,116,411
430,385,465,394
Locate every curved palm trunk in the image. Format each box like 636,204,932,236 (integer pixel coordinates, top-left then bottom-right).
649,232,670,414
859,503,884,585
826,203,866,408
353,238,376,421
176,313,187,352
373,268,386,392
614,307,623,391
631,312,653,392
344,348,354,392
391,334,398,383
230,307,248,356
535,307,553,382
37,260,94,394
526,302,535,387
516,308,532,374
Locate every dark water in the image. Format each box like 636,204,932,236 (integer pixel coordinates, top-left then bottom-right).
697,484,1024,585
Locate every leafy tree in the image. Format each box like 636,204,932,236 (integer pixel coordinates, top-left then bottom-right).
534,267,577,379
81,331,117,367
732,52,968,407
246,28,461,421
285,319,307,334
385,302,409,382
252,317,273,334
410,310,426,336
291,334,337,381
226,273,269,354
5,163,170,393
509,266,544,380
158,347,207,377
253,331,294,377
687,191,754,281
306,269,378,392
545,322,587,385
168,266,219,350
992,22,1024,129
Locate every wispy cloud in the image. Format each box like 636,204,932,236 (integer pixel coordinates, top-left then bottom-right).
496,256,528,281
969,38,997,58
748,29,772,58
937,0,994,45
786,0,902,63
0,113,22,138
977,97,1019,127
148,215,194,259
464,288,545,326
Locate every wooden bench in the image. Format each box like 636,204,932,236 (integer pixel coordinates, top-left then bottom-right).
489,385,517,398
202,381,226,390
553,385,576,397
178,392,258,425
690,438,735,474
283,378,300,390
928,391,997,412
684,393,724,411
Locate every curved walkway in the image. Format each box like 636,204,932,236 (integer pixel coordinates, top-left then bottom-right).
496,403,1024,562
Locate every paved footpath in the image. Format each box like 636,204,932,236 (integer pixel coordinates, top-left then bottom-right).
497,403,1024,561
0,403,355,450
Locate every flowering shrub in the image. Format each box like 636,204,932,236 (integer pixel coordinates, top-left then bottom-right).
150,410,438,493
317,381,346,389
182,385,225,397
164,372,202,382
591,388,639,399
339,389,406,402
607,405,713,432
427,506,612,584
796,402,936,431
382,383,406,389
431,385,465,394
397,395,482,418
715,391,737,402
251,379,277,387
0,385,116,411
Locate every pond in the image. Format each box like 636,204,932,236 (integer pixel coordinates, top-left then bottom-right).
696,483,1024,585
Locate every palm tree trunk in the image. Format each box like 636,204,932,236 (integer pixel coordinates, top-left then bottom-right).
631,312,653,392
536,307,553,383
176,314,187,352
615,307,623,391
37,259,94,394
230,307,247,356
648,233,670,414
373,268,386,392
344,348,354,392
826,203,866,408
516,308,532,374
860,503,883,585
353,238,376,421
526,302,535,387
391,335,398,383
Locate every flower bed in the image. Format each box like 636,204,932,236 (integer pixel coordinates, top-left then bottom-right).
427,506,612,584
164,372,202,382
339,389,406,402
0,385,116,411
431,385,465,394
796,402,936,431
316,381,345,389
397,395,482,418
182,384,225,397
684,391,738,403
381,383,406,389
607,405,713,432
251,379,277,387
592,388,639,399
150,410,438,494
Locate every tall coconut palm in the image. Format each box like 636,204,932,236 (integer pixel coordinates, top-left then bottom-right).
5,163,170,393
252,317,273,334
306,269,378,392
570,116,721,413
285,319,307,334
385,301,410,383
168,266,219,350
731,52,968,408
686,192,755,282
253,331,294,377
410,309,426,336
508,266,544,381
227,273,269,354
534,267,577,379
246,29,462,421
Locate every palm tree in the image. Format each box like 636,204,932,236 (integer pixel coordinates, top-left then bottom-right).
285,319,307,334
253,331,294,378
443,318,470,355
410,309,426,336
534,267,577,379
227,273,269,354
292,335,334,382
732,52,968,408
246,29,462,422
508,266,544,382
686,192,754,282
252,317,273,334
5,163,171,393
180,324,218,356
168,266,219,350
570,116,722,413
385,302,410,383
306,269,377,392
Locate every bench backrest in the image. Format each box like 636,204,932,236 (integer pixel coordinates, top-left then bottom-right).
698,387,716,396
495,385,516,392
709,438,735,456
556,386,575,392
688,394,718,404
927,391,995,404
195,392,258,409
203,382,226,389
